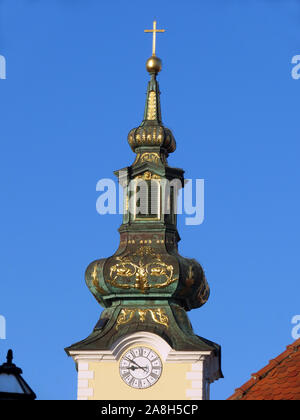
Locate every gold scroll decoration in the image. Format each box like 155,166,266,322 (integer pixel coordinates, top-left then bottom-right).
135,171,161,180
90,263,107,296
109,246,177,292
147,91,157,120
133,153,161,165
129,126,164,146
140,153,160,164
116,308,169,330
196,272,210,306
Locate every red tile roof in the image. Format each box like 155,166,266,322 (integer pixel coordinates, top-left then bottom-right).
228,338,300,400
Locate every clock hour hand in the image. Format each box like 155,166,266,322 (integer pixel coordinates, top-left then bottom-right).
129,365,149,373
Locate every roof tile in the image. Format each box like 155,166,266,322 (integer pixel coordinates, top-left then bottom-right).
228,338,300,400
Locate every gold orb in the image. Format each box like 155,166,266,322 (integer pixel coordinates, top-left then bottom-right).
146,56,162,74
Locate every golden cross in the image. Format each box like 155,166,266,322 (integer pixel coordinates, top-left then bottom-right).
144,20,165,56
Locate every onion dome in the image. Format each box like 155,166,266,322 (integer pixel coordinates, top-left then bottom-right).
85,247,209,311
128,57,176,155
66,23,222,385
84,53,209,312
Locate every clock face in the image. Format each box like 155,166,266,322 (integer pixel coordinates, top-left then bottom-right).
119,346,162,389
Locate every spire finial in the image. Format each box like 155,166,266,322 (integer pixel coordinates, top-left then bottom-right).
144,21,165,75
6,349,13,365
144,20,165,57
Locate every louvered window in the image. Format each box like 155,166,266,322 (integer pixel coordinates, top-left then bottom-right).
163,184,176,225
135,180,160,220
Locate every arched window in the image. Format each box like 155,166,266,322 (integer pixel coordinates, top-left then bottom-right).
133,174,161,221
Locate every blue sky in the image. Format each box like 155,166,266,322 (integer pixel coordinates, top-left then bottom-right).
0,0,300,400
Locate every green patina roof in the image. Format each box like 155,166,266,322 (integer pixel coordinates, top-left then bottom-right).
66,55,222,379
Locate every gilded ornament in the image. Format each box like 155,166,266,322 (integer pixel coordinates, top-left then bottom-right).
108,246,177,292
144,21,165,63
90,263,107,295
116,309,135,330
116,307,169,330
140,153,160,164
148,308,169,328
135,171,161,181
137,309,148,322
186,266,195,287
147,91,157,120
196,272,210,306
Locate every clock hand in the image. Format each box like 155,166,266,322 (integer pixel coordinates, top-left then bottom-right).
125,357,144,369
128,364,149,373
125,357,147,372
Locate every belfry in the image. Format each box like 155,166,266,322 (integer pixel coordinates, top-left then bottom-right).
66,21,222,401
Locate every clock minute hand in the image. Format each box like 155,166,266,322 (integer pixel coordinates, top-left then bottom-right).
125,357,147,372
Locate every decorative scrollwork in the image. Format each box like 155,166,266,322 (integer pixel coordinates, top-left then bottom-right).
135,171,161,181
196,272,210,306
137,309,148,322
133,152,161,166
147,91,157,120
90,263,107,296
141,152,160,164
116,308,169,330
148,308,169,328
109,246,176,292
116,309,136,330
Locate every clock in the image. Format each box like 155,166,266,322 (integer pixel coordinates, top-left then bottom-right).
119,346,162,389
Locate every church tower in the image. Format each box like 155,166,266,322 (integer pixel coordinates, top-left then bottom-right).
66,22,222,401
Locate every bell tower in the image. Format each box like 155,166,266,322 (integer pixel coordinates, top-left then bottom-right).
66,22,222,401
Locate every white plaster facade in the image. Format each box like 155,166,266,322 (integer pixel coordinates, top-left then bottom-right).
70,332,221,401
